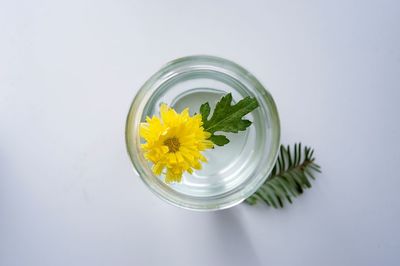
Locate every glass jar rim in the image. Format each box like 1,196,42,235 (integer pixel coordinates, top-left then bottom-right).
125,55,280,211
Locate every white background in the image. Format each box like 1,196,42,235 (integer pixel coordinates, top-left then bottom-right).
1,1,400,265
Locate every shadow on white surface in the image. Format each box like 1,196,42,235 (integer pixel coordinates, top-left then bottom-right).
210,208,262,266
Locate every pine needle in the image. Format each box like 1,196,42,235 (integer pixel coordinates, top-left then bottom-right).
245,143,321,208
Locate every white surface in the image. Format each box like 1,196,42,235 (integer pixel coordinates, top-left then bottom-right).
1,0,400,265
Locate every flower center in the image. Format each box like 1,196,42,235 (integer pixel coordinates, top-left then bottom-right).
164,137,180,153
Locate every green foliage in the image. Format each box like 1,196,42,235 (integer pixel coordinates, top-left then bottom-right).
200,93,259,146
209,134,230,146
246,143,321,208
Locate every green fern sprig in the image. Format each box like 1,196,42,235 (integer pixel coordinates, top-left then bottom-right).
246,143,321,208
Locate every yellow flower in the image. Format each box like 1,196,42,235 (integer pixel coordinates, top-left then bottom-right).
139,104,214,183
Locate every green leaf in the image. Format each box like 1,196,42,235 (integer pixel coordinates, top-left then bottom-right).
209,134,230,146
199,102,210,124
246,143,321,208
200,93,259,146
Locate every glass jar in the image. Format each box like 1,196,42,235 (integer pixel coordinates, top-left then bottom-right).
125,55,280,211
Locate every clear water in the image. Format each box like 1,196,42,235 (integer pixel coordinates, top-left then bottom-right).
171,89,254,196
144,83,263,197
127,56,279,209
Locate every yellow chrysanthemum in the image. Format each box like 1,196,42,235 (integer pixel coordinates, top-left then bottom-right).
139,104,214,183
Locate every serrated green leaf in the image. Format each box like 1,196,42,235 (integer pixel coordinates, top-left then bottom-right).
209,134,230,146
199,102,210,123
201,93,259,147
